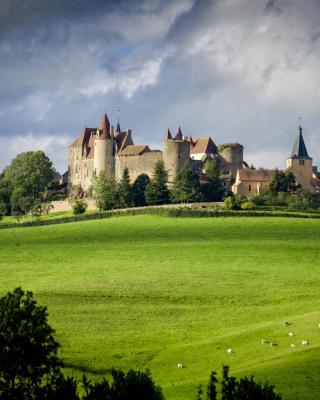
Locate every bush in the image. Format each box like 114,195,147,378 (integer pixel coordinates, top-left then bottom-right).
72,199,87,215
241,201,256,210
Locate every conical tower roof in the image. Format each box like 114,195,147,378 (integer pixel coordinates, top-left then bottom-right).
290,125,311,159
174,126,183,141
98,113,111,139
116,118,121,133
164,127,172,140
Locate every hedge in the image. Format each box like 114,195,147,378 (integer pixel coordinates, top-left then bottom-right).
0,207,320,230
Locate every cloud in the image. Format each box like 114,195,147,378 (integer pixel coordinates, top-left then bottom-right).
0,0,320,173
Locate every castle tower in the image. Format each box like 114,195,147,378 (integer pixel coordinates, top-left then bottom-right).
93,113,114,180
218,143,243,180
286,124,313,190
163,127,190,184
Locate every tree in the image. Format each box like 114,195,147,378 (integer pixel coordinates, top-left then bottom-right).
0,288,62,399
72,199,87,215
3,151,55,202
118,168,132,208
269,169,297,195
10,187,33,216
202,159,224,202
83,369,164,400
91,171,109,211
145,161,170,205
171,163,201,203
207,371,218,400
200,366,281,400
132,174,150,207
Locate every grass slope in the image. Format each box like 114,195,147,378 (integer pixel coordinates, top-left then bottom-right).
0,216,319,399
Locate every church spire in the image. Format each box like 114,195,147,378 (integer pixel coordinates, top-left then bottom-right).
116,117,121,133
290,122,311,159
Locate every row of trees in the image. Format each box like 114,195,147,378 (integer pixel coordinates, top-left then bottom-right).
90,160,224,211
0,288,281,400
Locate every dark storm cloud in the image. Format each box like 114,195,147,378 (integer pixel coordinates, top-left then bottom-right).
0,0,320,172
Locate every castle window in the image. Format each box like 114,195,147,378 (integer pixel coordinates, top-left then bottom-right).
299,159,305,166
249,184,252,192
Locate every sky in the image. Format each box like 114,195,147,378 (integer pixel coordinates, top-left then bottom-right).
0,0,320,173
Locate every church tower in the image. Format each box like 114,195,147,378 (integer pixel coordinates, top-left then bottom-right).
286,124,314,191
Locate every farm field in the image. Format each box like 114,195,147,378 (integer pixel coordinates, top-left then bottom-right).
0,215,319,399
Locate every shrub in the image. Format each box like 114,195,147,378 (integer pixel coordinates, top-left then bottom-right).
241,201,256,210
72,199,87,215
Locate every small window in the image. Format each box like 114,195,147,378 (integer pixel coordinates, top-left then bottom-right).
249,184,252,192
299,159,305,166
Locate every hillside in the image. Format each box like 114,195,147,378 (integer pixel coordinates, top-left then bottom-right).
0,215,319,399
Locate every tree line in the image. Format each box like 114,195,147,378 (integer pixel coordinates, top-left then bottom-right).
0,288,281,400
86,159,224,213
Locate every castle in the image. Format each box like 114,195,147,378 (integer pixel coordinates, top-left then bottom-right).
68,113,319,196
68,112,244,192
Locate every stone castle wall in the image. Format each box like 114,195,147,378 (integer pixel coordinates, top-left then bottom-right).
115,151,163,182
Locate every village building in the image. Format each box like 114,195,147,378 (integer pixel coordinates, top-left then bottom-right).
232,125,320,195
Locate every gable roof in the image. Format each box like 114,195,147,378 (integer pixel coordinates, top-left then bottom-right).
290,126,311,159
237,169,276,182
118,145,150,156
191,137,218,155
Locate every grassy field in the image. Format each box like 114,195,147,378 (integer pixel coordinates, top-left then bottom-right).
0,215,319,399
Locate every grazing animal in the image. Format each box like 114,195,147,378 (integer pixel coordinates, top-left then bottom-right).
283,321,289,326
270,342,277,347
290,344,296,349
261,339,267,344
227,348,232,354
302,340,308,346
177,363,183,369
288,332,294,337
318,323,320,328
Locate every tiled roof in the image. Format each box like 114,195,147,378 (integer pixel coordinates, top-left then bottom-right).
238,169,276,181
98,113,111,139
118,145,150,156
191,137,218,154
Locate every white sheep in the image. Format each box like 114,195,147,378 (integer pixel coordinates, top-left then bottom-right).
283,321,289,326
288,332,294,337
302,340,308,346
290,344,296,349
270,342,277,347
261,339,267,344
227,348,232,354
177,363,183,369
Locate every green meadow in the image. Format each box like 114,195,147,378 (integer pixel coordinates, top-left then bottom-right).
0,215,319,399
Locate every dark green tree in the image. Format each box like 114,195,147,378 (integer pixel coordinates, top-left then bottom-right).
202,159,225,201
145,161,170,205
3,151,55,202
118,168,132,208
83,369,164,400
91,171,109,211
132,174,150,207
269,169,297,194
0,288,63,399
207,371,218,400
171,163,201,203
10,187,34,216
202,366,282,400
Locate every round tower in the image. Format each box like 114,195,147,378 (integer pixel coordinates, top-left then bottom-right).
163,127,190,184
218,143,243,180
94,113,114,180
